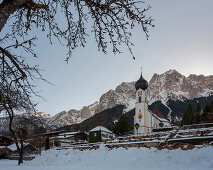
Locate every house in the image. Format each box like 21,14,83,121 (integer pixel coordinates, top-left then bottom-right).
0,136,13,146
89,126,114,143
50,131,88,146
7,143,39,160
0,147,11,159
7,143,39,154
0,143,39,160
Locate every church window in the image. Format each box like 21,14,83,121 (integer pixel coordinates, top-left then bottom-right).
139,97,141,103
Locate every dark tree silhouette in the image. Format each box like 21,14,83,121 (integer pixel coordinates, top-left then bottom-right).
0,0,153,61
194,103,202,124
182,104,194,125
112,114,131,136
0,0,153,164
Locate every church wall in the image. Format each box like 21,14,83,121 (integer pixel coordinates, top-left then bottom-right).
162,121,171,127
135,102,147,134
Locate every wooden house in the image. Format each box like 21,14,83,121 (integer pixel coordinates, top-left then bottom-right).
89,126,114,143
0,136,13,146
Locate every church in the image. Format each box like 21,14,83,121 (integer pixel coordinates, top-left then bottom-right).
134,73,171,135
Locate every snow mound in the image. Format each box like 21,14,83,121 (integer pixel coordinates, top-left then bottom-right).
23,146,213,170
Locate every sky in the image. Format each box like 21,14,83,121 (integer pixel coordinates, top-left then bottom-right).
3,0,213,115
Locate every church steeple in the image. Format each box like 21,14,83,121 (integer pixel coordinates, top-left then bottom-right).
135,71,148,91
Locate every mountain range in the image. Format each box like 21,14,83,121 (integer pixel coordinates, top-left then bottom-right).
49,69,213,128
1,69,213,131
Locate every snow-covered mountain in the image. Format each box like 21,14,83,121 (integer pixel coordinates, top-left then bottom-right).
2,69,212,130
147,69,213,104
0,112,51,132
95,69,213,113
46,69,213,129
47,101,99,129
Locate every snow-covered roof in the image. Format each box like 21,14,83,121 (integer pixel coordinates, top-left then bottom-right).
90,126,112,134
148,109,170,123
7,143,37,151
62,132,79,135
0,135,13,141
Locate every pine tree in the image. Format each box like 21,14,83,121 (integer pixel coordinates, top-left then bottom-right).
194,103,202,124
202,101,213,122
112,114,131,136
182,104,194,125
210,101,213,112
182,111,189,125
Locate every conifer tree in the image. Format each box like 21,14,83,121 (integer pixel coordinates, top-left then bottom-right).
182,104,194,125
112,114,131,136
194,103,202,124
202,101,213,122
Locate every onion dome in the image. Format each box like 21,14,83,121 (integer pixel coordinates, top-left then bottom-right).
135,73,148,90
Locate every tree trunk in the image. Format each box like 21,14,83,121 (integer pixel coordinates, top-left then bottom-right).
18,143,24,165
0,0,27,32
6,105,22,165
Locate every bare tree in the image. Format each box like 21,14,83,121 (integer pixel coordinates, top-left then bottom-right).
0,0,153,165
0,37,46,164
0,0,153,60
11,115,33,164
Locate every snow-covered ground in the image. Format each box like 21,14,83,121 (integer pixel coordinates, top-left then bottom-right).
1,145,213,170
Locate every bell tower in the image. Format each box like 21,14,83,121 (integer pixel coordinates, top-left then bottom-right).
134,72,148,135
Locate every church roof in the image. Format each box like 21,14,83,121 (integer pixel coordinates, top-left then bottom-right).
151,107,166,119
135,73,148,90
147,108,169,123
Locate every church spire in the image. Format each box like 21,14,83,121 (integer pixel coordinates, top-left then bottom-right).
135,69,148,90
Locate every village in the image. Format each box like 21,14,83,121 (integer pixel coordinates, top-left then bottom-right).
0,1,213,169
1,73,213,161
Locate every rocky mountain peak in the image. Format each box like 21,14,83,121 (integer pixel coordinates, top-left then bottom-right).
28,69,213,130
29,112,51,118
147,70,213,104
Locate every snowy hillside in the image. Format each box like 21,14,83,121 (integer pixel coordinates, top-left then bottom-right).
1,146,212,170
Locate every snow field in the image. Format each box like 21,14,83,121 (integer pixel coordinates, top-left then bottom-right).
1,145,211,170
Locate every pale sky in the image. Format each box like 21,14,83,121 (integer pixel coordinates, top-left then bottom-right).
6,0,213,115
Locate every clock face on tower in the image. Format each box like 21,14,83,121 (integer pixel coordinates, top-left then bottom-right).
138,91,142,96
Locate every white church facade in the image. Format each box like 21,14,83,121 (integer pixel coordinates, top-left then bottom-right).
134,73,171,135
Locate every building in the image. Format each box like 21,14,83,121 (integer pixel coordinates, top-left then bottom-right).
134,73,171,134
7,143,39,160
50,131,88,146
89,126,114,143
0,136,13,146
33,130,88,147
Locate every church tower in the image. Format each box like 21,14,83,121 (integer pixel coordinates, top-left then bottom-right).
134,72,149,135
